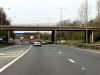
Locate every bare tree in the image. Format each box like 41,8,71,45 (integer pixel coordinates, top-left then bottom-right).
78,0,90,25
96,0,100,21
78,0,90,45
97,0,100,15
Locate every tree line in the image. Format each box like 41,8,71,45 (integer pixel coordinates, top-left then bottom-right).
0,7,11,41
0,7,10,25
54,0,100,42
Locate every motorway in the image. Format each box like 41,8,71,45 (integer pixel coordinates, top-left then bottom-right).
0,44,100,75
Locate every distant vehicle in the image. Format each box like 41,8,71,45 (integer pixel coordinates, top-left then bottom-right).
29,36,35,44
41,40,46,44
0,36,7,44
20,36,24,45
9,37,14,44
34,41,41,47
61,40,65,44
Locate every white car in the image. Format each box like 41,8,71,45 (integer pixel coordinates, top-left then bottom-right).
41,40,46,44
34,41,41,47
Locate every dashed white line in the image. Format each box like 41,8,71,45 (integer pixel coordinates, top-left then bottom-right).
53,49,56,51
81,67,85,70
68,59,75,63
0,45,32,73
58,52,62,54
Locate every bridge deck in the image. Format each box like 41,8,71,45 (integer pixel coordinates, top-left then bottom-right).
0,25,99,31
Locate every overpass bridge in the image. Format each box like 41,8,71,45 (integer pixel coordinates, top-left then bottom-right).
0,25,100,31
0,25,100,43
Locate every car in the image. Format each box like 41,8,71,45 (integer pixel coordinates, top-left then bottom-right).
41,40,46,45
34,41,41,47
61,40,65,44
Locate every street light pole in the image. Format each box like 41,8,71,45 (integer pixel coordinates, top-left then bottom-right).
85,0,88,48
46,18,51,42
57,8,66,44
46,18,51,26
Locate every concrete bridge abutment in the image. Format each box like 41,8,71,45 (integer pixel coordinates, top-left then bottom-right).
51,30,57,43
8,30,14,43
85,30,94,44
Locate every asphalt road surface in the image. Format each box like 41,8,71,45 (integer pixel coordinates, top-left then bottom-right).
0,44,100,75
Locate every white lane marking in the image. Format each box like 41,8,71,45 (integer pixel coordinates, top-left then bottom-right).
53,49,56,51
81,68,85,70
0,45,32,73
68,59,75,63
70,47,100,54
58,52,62,54
84,50,100,53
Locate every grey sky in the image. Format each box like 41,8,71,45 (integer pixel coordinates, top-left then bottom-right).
0,0,97,24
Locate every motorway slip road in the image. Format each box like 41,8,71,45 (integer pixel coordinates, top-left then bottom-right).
0,45,31,70
0,44,100,75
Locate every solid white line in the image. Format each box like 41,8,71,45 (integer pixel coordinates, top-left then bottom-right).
0,45,32,73
69,47,100,54
68,59,75,63
84,50,100,53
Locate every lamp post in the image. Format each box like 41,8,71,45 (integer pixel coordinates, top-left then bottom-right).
46,18,52,42
57,8,66,44
85,0,88,48
46,18,51,26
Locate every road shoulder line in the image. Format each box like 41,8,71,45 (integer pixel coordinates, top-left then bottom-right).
69,47,100,54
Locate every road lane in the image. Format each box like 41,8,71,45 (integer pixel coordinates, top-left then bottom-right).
0,45,89,75
55,45,100,75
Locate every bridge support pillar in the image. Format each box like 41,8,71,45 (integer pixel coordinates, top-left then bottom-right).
89,30,94,43
54,30,57,43
51,30,56,43
85,30,94,43
8,30,13,42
